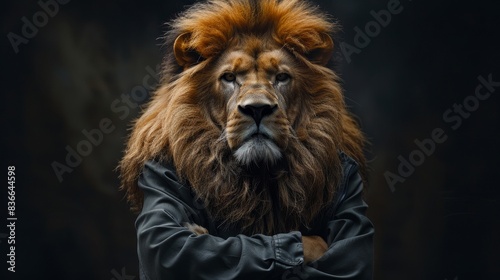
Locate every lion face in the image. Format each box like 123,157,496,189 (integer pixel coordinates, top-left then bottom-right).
120,0,366,234
218,44,296,168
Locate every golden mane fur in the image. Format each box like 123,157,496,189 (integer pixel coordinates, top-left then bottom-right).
120,0,366,235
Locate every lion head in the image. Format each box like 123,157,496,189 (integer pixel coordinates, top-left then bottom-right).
120,0,366,235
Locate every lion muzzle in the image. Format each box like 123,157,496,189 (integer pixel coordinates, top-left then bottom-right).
232,97,282,167
238,97,278,127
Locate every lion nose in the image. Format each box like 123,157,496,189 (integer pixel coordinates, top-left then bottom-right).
238,103,277,125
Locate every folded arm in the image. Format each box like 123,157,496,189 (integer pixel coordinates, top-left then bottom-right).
136,160,305,280
295,158,374,279
135,158,374,280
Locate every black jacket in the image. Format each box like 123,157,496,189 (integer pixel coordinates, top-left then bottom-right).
136,154,374,279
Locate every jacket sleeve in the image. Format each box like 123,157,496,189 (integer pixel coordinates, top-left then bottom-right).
285,158,374,280
135,160,305,280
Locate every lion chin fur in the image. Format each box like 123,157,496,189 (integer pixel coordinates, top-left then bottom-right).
233,136,282,167
119,0,367,235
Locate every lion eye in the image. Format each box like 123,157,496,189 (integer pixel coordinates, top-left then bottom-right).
276,73,290,82
221,72,236,82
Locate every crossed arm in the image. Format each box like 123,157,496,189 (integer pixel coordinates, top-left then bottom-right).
135,159,374,280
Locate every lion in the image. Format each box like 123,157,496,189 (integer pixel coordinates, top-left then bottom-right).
119,0,366,263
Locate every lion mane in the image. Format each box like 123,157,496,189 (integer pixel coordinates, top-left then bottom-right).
120,0,366,235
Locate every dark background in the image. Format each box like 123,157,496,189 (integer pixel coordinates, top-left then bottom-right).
2,0,499,279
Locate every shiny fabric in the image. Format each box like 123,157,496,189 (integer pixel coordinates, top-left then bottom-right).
136,153,374,279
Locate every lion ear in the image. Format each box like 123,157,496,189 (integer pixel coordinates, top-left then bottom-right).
173,33,201,68
306,33,334,66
